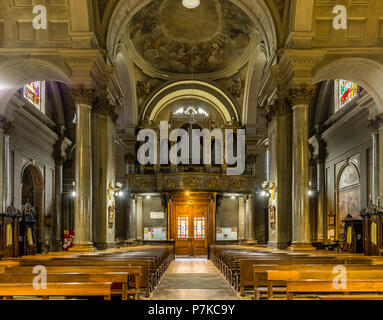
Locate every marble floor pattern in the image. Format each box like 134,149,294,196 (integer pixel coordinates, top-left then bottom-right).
150,258,241,300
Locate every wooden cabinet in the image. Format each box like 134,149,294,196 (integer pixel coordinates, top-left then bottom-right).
342,213,363,253
0,208,21,258
360,207,383,256
19,214,37,256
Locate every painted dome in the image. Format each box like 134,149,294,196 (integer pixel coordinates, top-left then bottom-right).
127,0,254,74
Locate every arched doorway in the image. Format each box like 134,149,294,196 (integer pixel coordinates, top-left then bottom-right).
22,164,44,253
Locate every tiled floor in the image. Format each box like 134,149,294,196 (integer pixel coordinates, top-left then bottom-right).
150,258,241,300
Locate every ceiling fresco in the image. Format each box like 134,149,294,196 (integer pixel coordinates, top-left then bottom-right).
128,0,254,74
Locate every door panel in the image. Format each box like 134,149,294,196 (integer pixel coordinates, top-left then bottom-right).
173,198,209,256
192,205,208,256
175,206,191,256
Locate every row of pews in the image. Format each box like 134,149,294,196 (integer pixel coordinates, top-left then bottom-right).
211,245,383,300
0,245,174,300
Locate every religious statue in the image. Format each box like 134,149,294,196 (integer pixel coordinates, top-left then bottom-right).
108,205,115,229
22,199,37,217
269,205,276,223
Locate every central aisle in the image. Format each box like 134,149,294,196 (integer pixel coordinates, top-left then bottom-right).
150,258,240,300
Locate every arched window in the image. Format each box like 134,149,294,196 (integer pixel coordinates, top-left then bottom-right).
23,81,45,113
174,106,208,116
334,79,358,112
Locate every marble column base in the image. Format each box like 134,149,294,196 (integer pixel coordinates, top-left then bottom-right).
94,242,117,250
288,242,316,251
243,239,257,245
70,243,96,252
53,240,63,252
268,241,291,250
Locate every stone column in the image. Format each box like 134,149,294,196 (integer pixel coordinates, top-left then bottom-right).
54,155,64,251
70,87,96,251
238,196,246,240
369,119,380,203
0,119,13,213
266,98,293,249
246,194,255,241
289,85,315,250
315,155,325,243
91,92,117,250
136,196,143,240
129,195,137,240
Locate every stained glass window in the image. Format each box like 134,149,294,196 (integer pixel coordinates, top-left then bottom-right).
177,217,189,239
194,217,205,239
23,81,41,108
335,79,358,111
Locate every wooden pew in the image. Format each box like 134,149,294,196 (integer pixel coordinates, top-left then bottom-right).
253,264,383,300
14,258,151,297
0,272,131,300
239,257,343,296
286,280,383,300
267,269,383,300
2,244,174,299
0,283,112,300
3,266,142,300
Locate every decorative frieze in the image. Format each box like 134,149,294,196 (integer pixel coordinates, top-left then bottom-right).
127,173,255,193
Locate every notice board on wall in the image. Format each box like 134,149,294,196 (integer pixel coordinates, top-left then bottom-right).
216,227,238,241
150,212,165,220
144,227,167,240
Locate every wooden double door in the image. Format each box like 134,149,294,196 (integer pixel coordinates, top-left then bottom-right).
169,194,215,256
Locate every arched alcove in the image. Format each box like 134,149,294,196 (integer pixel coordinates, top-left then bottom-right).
336,161,360,241
22,164,44,252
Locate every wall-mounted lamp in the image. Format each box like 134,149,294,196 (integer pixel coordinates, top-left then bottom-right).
109,183,124,200
71,181,76,197
261,181,275,199
308,187,317,197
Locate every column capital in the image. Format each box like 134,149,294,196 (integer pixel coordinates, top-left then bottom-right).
288,84,316,107
267,98,291,121
70,85,97,106
0,117,14,135
92,91,118,122
368,117,383,135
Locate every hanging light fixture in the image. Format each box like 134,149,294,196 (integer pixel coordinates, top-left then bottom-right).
182,0,200,9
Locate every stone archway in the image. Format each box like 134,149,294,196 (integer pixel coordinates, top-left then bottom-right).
22,164,44,253
312,57,383,115
0,58,71,116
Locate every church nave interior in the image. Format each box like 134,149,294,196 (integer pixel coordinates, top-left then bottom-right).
1,0,383,304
